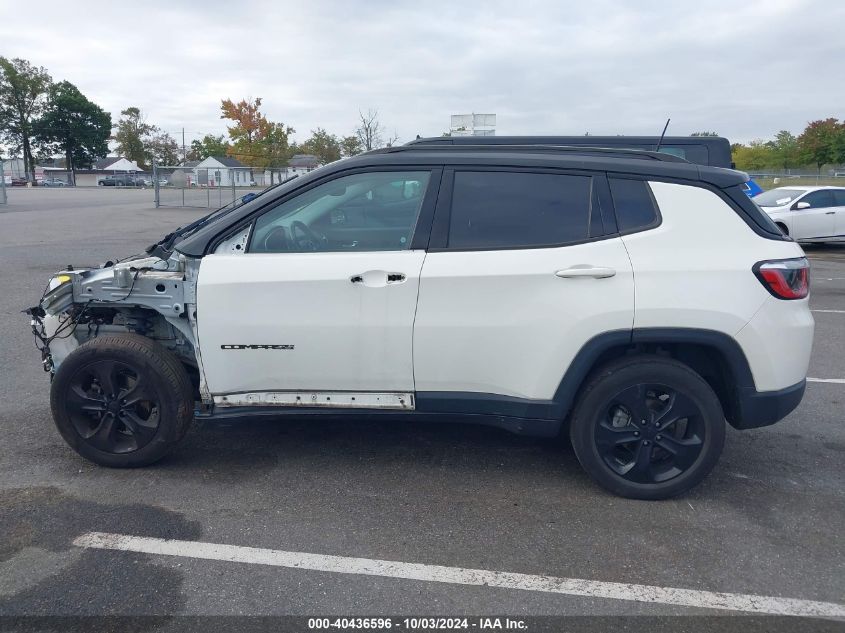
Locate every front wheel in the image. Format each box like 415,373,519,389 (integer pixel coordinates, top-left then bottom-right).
569,356,725,500
50,333,194,467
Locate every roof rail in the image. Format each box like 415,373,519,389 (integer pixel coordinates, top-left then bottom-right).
373,143,688,163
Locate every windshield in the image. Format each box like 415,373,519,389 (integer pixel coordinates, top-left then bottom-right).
753,188,805,207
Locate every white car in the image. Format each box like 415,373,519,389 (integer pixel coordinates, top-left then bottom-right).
28,142,814,499
755,186,845,243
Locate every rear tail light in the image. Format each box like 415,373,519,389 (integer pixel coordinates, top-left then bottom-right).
753,257,810,300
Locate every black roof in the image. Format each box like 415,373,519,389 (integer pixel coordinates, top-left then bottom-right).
388,143,687,162
174,147,747,257
289,154,321,168
204,156,245,167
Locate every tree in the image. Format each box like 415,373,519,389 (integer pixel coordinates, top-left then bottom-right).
114,107,156,169
798,118,841,173
385,130,400,147
36,80,111,184
146,131,180,166
300,127,341,164
339,135,363,157
355,109,384,151
691,131,719,137
771,130,799,171
0,57,52,182
220,97,295,168
732,140,778,171
254,121,296,169
187,134,230,161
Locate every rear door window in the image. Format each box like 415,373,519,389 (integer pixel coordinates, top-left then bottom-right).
447,171,594,249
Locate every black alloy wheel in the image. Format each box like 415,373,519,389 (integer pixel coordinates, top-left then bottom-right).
570,356,726,500
51,333,194,467
595,383,705,484
64,359,161,454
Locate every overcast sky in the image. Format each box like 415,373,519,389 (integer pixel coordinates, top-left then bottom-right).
1,0,843,148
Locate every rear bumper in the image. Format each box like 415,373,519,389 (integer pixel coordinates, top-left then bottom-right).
731,379,806,429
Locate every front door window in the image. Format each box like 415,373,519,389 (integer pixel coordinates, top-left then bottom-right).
249,171,431,253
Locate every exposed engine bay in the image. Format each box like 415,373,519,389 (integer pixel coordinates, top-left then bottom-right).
27,254,205,397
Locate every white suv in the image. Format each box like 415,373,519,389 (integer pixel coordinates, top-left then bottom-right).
29,142,814,499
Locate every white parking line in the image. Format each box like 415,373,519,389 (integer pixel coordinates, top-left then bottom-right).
811,309,845,314
807,377,845,384
73,532,845,618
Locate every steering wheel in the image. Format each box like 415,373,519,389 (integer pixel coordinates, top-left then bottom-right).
290,220,324,251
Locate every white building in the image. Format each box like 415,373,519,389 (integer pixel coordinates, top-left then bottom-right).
194,156,248,187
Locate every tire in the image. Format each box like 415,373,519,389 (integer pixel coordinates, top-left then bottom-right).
50,333,194,467
569,355,726,500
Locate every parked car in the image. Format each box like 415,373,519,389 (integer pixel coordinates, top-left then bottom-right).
98,176,144,187
754,186,845,243
29,142,813,499
10,177,28,186
741,179,763,198
40,178,67,187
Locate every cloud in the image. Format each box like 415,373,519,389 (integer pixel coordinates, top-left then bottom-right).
1,0,842,146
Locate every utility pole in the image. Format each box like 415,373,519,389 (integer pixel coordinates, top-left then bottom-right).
182,128,186,164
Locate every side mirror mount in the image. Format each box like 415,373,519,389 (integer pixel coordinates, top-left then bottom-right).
793,201,811,210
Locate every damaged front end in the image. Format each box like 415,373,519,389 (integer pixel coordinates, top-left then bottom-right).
26,254,205,397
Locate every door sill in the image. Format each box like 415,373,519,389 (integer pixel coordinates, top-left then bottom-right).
213,391,415,410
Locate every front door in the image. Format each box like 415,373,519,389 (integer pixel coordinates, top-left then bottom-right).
832,189,845,242
197,168,439,397
793,189,836,240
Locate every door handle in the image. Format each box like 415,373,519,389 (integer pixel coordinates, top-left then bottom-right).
350,271,407,287
825,211,835,215
555,266,616,279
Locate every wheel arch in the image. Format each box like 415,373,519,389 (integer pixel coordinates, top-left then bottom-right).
555,328,756,429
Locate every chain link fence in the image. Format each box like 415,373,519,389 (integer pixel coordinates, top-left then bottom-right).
153,165,295,208
749,170,845,190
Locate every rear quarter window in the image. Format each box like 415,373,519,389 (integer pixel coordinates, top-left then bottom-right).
608,178,660,232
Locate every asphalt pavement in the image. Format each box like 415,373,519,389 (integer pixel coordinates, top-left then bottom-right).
0,188,843,625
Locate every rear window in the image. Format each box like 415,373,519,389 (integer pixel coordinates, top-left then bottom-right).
608,178,659,232
447,171,593,249
656,145,709,165
833,189,845,206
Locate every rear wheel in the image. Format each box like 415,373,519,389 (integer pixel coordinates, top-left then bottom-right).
569,356,725,500
51,333,194,467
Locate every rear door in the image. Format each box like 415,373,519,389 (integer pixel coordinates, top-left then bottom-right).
197,168,440,397
413,168,634,409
